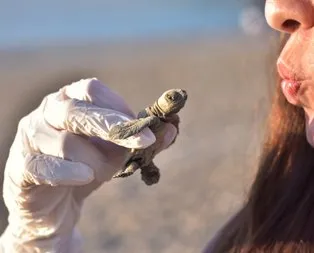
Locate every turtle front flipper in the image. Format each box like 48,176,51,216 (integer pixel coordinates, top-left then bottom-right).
141,162,160,186
108,116,160,140
113,161,140,178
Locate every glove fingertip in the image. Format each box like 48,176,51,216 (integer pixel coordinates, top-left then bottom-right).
131,128,156,149
71,163,95,185
111,128,156,149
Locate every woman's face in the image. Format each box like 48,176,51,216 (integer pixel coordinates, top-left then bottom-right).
265,0,314,146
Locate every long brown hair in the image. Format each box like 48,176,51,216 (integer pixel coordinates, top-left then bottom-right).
209,35,314,252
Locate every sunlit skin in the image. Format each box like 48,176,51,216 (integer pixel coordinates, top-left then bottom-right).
265,0,314,146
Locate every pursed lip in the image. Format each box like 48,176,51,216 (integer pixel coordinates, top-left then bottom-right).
277,60,305,82
277,59,306,105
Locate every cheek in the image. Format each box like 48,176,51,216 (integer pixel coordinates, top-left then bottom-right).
305,38,314,72
298,82,314,109
158,99,168,109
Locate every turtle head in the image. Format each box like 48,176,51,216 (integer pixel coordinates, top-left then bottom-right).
157,89,187,115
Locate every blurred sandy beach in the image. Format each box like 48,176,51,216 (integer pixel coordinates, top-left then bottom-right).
0,33,277,252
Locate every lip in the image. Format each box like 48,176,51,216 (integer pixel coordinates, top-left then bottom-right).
277,60,305,82
277,60,304,105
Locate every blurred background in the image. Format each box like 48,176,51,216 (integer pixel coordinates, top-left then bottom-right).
0,0,279,252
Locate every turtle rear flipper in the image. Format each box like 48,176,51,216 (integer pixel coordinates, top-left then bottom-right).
113,161,140,178
108,116,160,140
141,162,160,186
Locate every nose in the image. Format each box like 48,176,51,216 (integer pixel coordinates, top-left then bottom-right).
265,0,314,33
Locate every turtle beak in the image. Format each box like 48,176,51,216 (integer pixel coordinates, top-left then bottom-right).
180,89,188,100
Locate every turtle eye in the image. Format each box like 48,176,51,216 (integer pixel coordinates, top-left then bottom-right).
166,94,175,101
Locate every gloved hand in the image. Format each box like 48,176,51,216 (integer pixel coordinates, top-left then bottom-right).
0,78,178,253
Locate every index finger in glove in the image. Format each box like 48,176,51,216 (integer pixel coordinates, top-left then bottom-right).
61,78,136,118
43,91,155,149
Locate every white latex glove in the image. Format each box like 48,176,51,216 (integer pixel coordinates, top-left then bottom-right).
0,78,178,253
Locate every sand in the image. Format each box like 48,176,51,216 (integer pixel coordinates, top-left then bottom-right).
0,34,278,252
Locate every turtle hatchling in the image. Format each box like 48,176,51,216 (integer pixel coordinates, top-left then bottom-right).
108,89,188,185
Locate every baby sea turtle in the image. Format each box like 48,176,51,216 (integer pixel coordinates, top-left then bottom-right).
108,89,188,185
